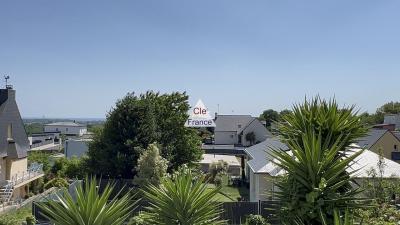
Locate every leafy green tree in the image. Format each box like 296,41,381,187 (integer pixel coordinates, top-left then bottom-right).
279,109,292,120
38,177,137,225
141,171,226,225
259,109,279,127
133,144,168,188
359,112,384,125
28,152,51,173
24,123,44,135
51,156,88,179
274,97,369,225
359,101,400,126
377,101,400,114
87,91,203,178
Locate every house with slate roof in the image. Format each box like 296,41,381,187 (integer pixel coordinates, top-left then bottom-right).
245,137,400,202
356,128,400,162
214,115,271,147
245,138,288,202
0,86,44,204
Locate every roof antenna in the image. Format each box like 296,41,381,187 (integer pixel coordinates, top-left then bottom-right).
4,75,12,89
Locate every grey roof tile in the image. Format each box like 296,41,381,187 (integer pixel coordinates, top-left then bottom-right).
0,89,29,158
214,115,255,133
356,129,388,149
245,137,288,173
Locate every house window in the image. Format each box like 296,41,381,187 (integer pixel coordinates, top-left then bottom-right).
7,124,12,139
66,128,69,132
395,145,398,151
238,124,242,129
392,152,400,160
230,134,234,138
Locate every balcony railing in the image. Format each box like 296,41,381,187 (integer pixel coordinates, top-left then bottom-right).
7,163,44,187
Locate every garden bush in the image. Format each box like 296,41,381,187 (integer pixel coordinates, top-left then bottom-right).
127,213,151,225
245,214,270,225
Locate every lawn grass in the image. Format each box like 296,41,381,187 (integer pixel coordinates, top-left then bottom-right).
207,175,249,202
0,203,32,225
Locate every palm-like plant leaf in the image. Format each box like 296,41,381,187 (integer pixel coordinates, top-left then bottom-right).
142,171,226,225
272,98,370,225
38,177,137,225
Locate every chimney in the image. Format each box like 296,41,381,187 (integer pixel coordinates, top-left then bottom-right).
0,88,15,106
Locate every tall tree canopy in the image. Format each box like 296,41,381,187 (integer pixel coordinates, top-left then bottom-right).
360,101,400,125
86,91,203,178
377,101,400,114
259,109,279,127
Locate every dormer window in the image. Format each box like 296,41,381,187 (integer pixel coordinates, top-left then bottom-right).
7,124,13,140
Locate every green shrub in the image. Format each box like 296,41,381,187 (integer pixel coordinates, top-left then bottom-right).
44,177,69,189
356,203,400,225
28,152,51,173
38,177,137,225
274,98,369,225
245,215,270,225
127,213,151,225
51,156,88,179
208,160,228,184
214,175,223,186
0,206,31,225
26,215,36,225
142,170,226,225
34,177,45,194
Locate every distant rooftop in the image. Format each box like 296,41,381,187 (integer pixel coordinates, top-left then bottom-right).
200,154,241,167
356,129,388,149
214,115,256,133
394,131,400,141
45,122,85,127
245,138,289,174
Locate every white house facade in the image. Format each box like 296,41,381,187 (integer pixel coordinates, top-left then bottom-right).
214,115,271,146
64,138,91,159
245,140,400,202
245,138,288,202
44,122,87,136
384,114,400,130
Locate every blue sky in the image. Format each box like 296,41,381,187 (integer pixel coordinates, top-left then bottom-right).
1,1,399,118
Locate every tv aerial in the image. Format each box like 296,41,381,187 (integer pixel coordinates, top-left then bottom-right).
4,75,12,89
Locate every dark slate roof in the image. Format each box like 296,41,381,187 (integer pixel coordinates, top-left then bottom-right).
245,137,289,174
394,132,400,141
0,88,29,158
214,115,256,133
356,129,388,149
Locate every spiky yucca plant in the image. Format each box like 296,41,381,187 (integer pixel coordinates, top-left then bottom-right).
273,98,369,225
278,97,368,153
333,209,353,225
142,170,226,225
39,177,137,225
